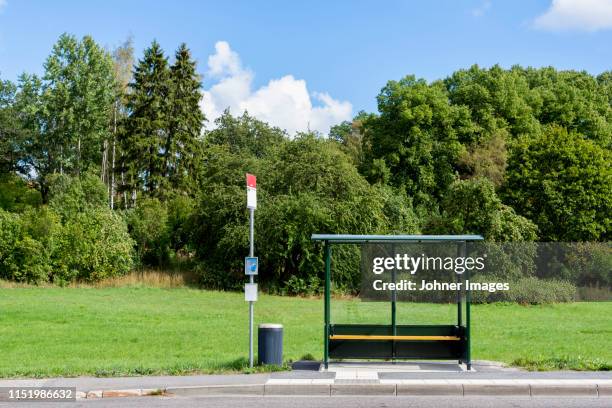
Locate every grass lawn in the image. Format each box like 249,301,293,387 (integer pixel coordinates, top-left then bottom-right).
0,287,610,377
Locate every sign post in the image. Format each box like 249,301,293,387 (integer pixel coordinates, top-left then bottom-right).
245,173,258,368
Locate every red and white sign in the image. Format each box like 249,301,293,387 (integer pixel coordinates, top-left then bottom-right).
246,173,257,209
246,173,257,189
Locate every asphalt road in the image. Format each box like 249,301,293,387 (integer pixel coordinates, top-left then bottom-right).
5,396,610,408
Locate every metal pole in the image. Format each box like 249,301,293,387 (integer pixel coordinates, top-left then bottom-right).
249,208,254,368
457,243,463,365
324,242,331,369
391,260,397,361
464,242,472,370
457,244,462,327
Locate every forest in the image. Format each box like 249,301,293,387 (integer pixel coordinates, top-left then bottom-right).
0,34,610,299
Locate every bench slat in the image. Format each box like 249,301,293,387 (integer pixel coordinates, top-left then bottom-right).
329,335,460,341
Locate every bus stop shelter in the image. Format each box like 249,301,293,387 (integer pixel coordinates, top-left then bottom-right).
311,234,484,370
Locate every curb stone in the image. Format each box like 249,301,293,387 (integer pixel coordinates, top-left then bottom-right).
598,385,612,397
76,382,612,399
85,390,102,399
264,384,330,396
331,384,396,396
81,388,162,399
166,384,263,396
397,383,463,396
102,389,141,398
463,384,530,396
530,384,598,397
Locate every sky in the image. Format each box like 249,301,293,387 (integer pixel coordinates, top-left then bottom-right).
0,0,611,135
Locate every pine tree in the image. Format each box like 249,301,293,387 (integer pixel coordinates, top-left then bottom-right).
122,40,171,197
166,43,204,193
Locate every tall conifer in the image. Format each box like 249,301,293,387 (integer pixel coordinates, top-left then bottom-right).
123,41,170,196
167,43,204,193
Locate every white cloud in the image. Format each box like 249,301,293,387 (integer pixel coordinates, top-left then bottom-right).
534,0,612,31
207,41,242,77
0,0,7,12
471,0,491,17
201,41,352,136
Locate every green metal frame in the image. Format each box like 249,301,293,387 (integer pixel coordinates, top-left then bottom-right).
312,234,484,370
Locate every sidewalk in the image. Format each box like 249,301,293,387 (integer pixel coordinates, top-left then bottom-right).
0,361,610,399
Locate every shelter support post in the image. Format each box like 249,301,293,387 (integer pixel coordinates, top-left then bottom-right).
324,241,331,369
457,243,462,365
463,241,472,370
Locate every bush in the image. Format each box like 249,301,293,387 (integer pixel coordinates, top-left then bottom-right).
0,209,52,283
11,236,51,283
52,208,134,283
470,275,576,304
0,209,23,280
48,172,108,222
126,198,170,266
0,174,41,212
166,195,195,253
509,277,576,304
284,275,323,296
19,207,62,254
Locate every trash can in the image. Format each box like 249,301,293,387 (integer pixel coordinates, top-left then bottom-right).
258,323,283,366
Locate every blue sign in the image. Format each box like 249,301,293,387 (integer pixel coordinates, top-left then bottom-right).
245,257,258,276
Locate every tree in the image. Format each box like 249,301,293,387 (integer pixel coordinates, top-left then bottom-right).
41,34,115,175
165,43,204,193
444,64,540,142
205,110,287,157
503,126,611,241
0,77,24,174
192,127,419,292
329,111,371,166
457,130,508,187
14,34,115,202
523,67,612,147
361,76,472,207
122,41,171,198
428,177,537,242
106,36,134,209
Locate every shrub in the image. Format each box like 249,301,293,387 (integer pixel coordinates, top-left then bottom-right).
0,174,41,212
470,274,576,304
166,195,195,253
508,277,576,304
52,207,134,283
48,172,108,222
19,207,62,254
11,236,51,283
0,209,23,280
284,275,323,296
0,209,52,283
126,198,170,266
